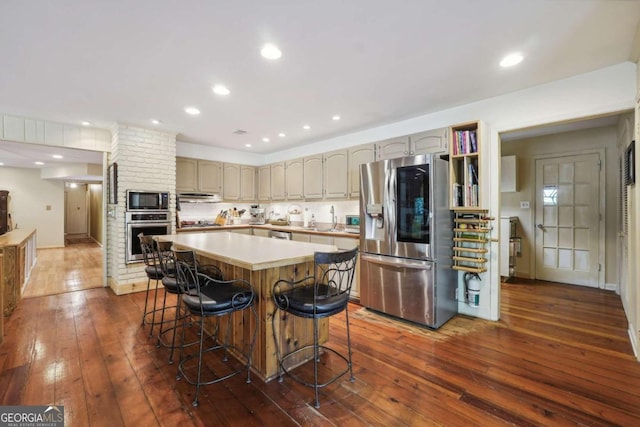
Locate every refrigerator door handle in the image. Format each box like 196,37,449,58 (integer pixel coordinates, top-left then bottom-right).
361,253,433,270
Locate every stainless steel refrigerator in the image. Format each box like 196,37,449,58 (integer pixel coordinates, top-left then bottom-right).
359,154,457,328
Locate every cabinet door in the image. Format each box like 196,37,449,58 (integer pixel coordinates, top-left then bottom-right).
240,165,256,201
309,235,332,245
223,163,241,200
303,155,324,199
347,144,375,198
375,136,410,160
286,158,304,200
291,232,310,242
257,165,271,201
252,228,270,238
176,157,198,193
198,160,223,194
411,127,448,155
270,162,286,200
324,149,348,199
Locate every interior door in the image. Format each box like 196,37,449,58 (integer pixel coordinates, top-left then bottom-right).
65,184,88,235
534,153,600,287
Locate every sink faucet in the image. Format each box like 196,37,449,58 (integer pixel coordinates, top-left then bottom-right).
330,205,337,230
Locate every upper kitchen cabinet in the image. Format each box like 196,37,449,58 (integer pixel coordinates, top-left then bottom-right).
303,155,323,199
223,163,241,200
257,165,271,201
375,136,410,160
375,127,448,160
348,143,375,198
176,157,198,192
324,149,348,199
271,162,286,201
240,165,256,201
286,158,304,200
199,160,223,194
177,157,224,194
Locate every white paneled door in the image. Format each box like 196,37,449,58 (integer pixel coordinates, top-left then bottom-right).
534,153,601,287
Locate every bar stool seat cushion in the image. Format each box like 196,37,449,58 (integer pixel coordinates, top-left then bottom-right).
145,265,164,280
182,284,253,316
275,284,347,318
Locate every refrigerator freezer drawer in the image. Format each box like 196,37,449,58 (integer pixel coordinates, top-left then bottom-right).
360,253,437,327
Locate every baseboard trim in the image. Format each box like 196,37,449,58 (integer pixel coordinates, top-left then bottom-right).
628,325,639,361
604,282,618,292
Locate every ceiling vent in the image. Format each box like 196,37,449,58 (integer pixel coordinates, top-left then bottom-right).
233,129,247,135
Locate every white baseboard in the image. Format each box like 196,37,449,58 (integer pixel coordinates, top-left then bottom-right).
628,325,639,360
604,282,618,292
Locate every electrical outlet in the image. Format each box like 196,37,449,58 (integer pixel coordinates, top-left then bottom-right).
520,201,530,209
46,205,51,211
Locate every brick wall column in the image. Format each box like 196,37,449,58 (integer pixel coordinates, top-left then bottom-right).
107,123,176,294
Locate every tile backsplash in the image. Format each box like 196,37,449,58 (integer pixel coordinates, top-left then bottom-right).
178,200,359,224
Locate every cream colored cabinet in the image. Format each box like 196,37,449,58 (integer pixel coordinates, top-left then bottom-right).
223,163,241,200
411,127,448,155
303,155,323,199
291,232,310,242
375,136,410,160
309,234,332,245
348,144,375,198
375,127,448,160
271,162,286,200
252,228,270,238
230,228,252,235
500,155,518,192
240,165,256,201
324,149,348,199
286,158,304,200
333,236,360,299
257,165,271,201
198,160,223,194
176,157,198,192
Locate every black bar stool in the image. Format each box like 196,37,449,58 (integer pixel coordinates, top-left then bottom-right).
272,248,358,408
174,249,257,407
139,233,165,338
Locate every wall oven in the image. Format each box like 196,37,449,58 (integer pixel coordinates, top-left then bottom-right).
126,190,169,211
125,211,171,263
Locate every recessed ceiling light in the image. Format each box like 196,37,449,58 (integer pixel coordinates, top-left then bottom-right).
303,125,311,130
35,161,44,165
52,154,63,159
500,52,523,68
245,143,252,148
185,107,201,115
212,84,230,96
81,121,91,126
0,163,4,166
278,132,286,137
151,119,161,125
262,137,270,143
69,183,78,189
332,115,341,121
261,43,282,60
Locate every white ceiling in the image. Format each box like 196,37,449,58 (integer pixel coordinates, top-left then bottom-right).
0,0,639,163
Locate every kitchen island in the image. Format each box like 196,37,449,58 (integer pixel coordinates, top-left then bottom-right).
157,232,338,382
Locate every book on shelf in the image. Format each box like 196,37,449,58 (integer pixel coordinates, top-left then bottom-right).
452,129,478,155
452,183,463,207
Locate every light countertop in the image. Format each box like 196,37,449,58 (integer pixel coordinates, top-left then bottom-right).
0,228,36,248
157,231,338,271
177,223,360,239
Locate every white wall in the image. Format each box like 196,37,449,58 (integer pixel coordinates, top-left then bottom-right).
0,167,65,247
501,126,619,286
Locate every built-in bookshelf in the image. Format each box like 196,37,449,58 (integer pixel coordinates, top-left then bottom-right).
449,121,480,209
452,209,491,273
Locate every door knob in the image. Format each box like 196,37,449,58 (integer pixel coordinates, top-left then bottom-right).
537,223,545,231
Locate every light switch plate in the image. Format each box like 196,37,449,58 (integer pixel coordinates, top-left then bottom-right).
520,201,530,209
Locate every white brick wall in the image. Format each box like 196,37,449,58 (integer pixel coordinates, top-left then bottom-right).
106,124,177,293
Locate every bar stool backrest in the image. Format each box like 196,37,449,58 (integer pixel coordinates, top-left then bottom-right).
314,248,358,299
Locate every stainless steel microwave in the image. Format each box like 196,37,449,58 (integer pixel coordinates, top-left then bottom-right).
126,190,169,211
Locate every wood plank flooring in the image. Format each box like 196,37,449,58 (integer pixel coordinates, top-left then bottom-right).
2,249,640,426
22,242,103,298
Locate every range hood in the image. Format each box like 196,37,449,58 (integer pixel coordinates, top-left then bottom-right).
177,192,222,203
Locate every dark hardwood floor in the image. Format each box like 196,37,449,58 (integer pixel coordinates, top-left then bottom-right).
1,270,639,425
